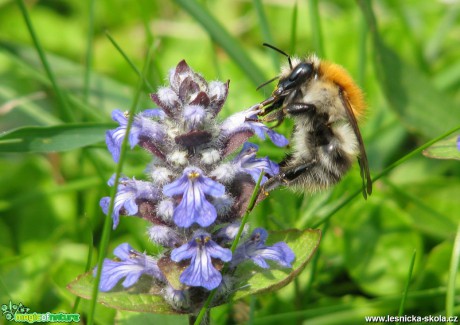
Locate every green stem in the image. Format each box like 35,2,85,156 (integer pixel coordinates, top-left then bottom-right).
105,31,155,92
87,44,155,325
446,224,460,318
193,171,265,325
397,250,416,324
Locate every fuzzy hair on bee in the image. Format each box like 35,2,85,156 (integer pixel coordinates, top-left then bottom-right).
258,44,372,198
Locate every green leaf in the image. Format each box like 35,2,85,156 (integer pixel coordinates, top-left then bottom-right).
342,200,423,296
116,310,187,325
422,134,460,160
0,123,114,153
67,273,182,314
232,228,321,300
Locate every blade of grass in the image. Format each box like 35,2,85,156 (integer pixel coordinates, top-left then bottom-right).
308,0,325,57
253,0,278,70
105,31,155,93
446,224,460,318
87,43,156,325
397,250,416,323
83,0,96,104
173,0,266,86
289,1,298,55
193,171,265,325
16,0,74,122
310,124,460,228
357,9,368,87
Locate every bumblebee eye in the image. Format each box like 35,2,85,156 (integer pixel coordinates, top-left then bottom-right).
288,63,313,84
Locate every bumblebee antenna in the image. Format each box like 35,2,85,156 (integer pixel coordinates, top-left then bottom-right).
263,43,292,69
256,75,280,91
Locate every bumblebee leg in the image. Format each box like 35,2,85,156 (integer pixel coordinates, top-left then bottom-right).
282,161,317,181
261,109,286,126
285,103,316,116
262,160,317,192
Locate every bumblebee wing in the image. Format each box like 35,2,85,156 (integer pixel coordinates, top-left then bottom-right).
339,89,372,199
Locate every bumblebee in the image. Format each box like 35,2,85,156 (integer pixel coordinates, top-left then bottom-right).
258,44,372,198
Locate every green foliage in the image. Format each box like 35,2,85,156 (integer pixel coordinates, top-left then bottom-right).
1,0,459,324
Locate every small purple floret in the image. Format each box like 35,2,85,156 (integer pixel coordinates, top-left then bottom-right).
232,228,295,269
171,231,232,290
106,109,165,162
163,167,225,228
95,243,164,292
233,142,279,184
100,175,160,229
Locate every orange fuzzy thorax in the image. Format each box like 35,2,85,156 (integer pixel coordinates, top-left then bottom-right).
319,60,366,119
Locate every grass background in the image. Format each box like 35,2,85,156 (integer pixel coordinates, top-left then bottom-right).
1,0,459,323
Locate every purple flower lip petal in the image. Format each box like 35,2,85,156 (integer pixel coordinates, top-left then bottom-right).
171,232,231,290
163,167,225,228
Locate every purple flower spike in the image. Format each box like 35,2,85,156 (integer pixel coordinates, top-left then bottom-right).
171,231,232,290
100,175,160,229
221,106,289,147
457,135,460,151
106,109,165,162
163,167,225,228
232,228,295,269
233,143,279,184
95,243,164,292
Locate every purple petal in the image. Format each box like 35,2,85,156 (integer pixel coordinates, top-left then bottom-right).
111,109,128,125
179,249,222,290
162,174,189,197
173,183,217,227
199,177,225,197
172,233,231,290
171,241,197,262
265,128,289,147
205,241,232,262
100,197,110,215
